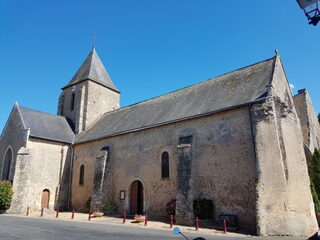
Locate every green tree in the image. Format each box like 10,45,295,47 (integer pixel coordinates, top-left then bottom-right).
313,149,320,196
311,181,320,213
0,181,13,211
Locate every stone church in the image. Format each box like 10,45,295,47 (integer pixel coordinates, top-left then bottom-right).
1,47,320,236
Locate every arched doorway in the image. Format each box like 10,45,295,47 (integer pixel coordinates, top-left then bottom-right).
130,180,143,214
41,189,50,209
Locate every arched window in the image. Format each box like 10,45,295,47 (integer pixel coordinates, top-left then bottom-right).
79,164,85,185
161,152,169,178
70,92,75,111
2,148,12,181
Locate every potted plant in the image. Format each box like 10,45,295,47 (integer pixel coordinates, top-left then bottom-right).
103,202,118,216
92,211,104,217
166,199,176,216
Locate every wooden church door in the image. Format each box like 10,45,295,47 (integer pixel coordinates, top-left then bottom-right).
130,181,143,214
41,189,50,209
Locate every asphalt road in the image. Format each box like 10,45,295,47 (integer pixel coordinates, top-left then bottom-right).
0,215,306,240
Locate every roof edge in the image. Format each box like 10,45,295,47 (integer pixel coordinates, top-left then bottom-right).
15,103,27,129
74,97,267,145
99,56,276,118
29,135,74,144
62,78,120,93
1,103,27,137
19,105,72,119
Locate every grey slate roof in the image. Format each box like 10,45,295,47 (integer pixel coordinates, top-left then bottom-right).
62,47,119,92
18,106,74,144
76,56,276,144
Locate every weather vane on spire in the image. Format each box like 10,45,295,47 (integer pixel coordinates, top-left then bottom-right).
92,33,96,49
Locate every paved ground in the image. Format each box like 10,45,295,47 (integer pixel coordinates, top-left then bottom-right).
0,214,308,240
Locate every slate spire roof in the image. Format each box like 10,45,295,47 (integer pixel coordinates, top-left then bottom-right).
62,47,119,92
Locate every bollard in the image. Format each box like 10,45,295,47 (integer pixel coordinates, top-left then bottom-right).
26,207,29,216
88,210,91,221
195,217,199,231
40,208,44,217
223,218,227,234
71,209,75,219
123,211,126,224
56,208,59,218
170,215,173,228
144,214,148,226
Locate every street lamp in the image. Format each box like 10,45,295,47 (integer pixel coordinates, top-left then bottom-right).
297,0,320,25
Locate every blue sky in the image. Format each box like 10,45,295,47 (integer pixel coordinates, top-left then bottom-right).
0,0,319,131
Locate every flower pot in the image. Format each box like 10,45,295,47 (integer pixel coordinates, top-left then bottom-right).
134,215,145,222
92,211,104,217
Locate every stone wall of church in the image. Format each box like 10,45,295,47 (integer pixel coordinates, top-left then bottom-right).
251,57,318,236
71,106,257,230
8,146,32,214
58,81,87,133
0,105,27,181
14,138,71,212
58,80,119,134
84,81,120,130
293,89,320,153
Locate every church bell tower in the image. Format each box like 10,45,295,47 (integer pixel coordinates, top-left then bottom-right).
57,47,120,134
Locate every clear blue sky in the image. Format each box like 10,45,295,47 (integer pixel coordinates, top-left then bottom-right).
0,0,319,131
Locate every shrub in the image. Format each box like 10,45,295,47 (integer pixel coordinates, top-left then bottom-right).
313,149,320,196
166,199,176,216
311,181,320,212
193,198,214,219
309,148,320,215
0,181,13,211
103,202,118,214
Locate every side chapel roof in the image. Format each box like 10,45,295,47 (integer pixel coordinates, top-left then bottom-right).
62,47,119,92
17,105,74,144
75,56,277,144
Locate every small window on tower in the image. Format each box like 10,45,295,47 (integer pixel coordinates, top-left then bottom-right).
60,95,64,116
71,93,75,111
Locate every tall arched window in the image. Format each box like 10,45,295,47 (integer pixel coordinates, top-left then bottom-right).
70,92,75,111
79,164,85,185
2,148,12,181
161,152,169,178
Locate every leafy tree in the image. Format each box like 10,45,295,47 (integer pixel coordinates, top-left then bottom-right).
0,181,13,211
313,149,320,196
311,181,320,213
318,113,320,124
